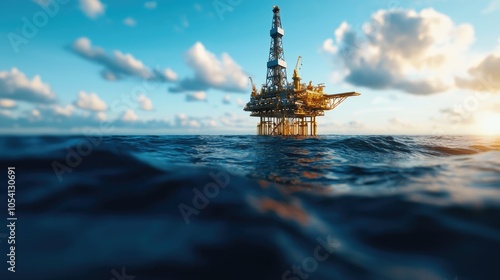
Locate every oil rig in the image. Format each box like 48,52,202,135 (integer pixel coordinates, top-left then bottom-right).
244,6,360,136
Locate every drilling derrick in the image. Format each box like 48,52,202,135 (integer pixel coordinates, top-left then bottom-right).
266,5,287,91
244,5,361,136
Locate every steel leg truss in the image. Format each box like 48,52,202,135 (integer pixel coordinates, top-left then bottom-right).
257,116,317,136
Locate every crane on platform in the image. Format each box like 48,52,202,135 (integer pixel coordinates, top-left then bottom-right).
292,56,302,91
243,5,360,136
249,77,257,97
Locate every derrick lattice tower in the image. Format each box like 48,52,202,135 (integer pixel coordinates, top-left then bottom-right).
266,6,288,90
244,6,361,136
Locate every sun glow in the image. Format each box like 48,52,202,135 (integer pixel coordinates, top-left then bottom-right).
477,112,500,135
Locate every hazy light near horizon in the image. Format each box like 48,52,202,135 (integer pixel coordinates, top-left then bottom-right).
477,112,500,135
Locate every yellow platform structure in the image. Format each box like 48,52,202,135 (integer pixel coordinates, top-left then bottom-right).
244,6,360,136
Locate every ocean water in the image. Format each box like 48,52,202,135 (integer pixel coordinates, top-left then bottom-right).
1,135,500,280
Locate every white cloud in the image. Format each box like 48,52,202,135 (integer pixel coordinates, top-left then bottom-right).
0,103,178,131
188,120,201,128
175,113,199,128
74,91,107,112
31,109,40,118
482,1,500,14
0,68,56,103
111,51,149,78
170,42,247,93
97,112,106,121
79,0,105,19
185,91,206,102
323,8,475,95
0,99,16,109
144,1,157,9
207,119,217,127
322,38,338,54
53,104,75,116
121,109,138,122
35,104,75,118
0,105,233,132
137,94,153,111
123,17,137,27
455,54,500,92
71,37,177,82
72,37,149,79
163,68,178,81
173,113,222,129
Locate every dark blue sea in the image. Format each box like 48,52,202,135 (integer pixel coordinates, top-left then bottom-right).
1,135,500,280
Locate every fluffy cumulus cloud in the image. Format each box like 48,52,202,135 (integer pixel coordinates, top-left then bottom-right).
0,99,16,109
0,100,251,132
174,113,218,129
323,8,475,95
17,104,77,125
74,91,107,112
455,54,500,92
71,37,177,82
175,113,200,128
31,109,40,117
170,42,247,93
44,104,76,117
163,68,178,81
185,91,206,102
0,68,56,103
137,94,153,111
121,109,139,122
79,0,105,19
0,103,177,131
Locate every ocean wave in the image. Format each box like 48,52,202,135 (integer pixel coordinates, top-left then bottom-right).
1,135,500,280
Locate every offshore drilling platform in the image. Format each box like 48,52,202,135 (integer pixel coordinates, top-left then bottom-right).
244,6,360,136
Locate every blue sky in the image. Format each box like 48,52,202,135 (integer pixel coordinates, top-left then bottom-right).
0,0,499,135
